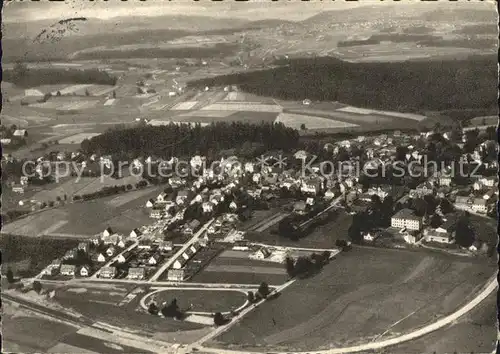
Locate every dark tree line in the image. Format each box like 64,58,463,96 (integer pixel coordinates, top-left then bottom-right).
4,62,117,88
81,122,299,159
187,56,497,113
73,43,239,60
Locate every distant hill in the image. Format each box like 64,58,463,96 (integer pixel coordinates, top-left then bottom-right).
187,55,497,114
421,8,497,23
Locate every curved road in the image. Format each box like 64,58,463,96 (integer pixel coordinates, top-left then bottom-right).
140,286,253,316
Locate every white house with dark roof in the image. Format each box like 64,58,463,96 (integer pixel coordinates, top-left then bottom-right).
127,267,146,280
168,269,185,281
129,228,142,238
99,266,117,279
102,227,114,238
60,264,76,276
79,266,91,277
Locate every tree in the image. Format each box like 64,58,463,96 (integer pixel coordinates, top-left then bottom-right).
285,256,295,277
161,299,181,318
214,312,225,326
257,282,270,298
112,90,117,99
56,90,62,96
33,280,42,294
412,198,428,217
439,198,454,214
348,215,363,244
247,291,255,303
6,268,14,283
148,302,159,315
300,123,306,130
455,216,475,248
430,214,443,228
85,89,91,96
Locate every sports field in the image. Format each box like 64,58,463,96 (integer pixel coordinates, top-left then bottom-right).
144,289,247,313
210,247,495,351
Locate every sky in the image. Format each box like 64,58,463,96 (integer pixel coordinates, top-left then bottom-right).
2,0,496,23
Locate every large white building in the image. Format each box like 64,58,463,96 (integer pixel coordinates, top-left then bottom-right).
391,208,423,231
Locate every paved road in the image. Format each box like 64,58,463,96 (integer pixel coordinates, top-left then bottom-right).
149,218,214,282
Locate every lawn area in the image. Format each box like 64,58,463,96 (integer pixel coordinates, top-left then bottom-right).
145,289,247,313
209,247,495,351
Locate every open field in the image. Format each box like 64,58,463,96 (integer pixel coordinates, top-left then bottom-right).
177,110,236,118
171,101,198,110
375,292,497,354
52,286,204,334
337,106,427,121
210,247,495,351
276,112,359,130
190,247,289,286
2,302,80,353
200,102,282,113
178,110,279,125
58,133,102,144
144,289,247,313
1,186,164,238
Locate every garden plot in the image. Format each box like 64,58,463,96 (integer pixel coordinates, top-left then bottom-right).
200,103,281,112
58,133,101,144
177,110,236,118
275,112,359,130
170,101,198,110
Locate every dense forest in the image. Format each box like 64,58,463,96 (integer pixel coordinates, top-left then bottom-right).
3,63,117,87
188,56,497,113
80,122,299,159
73,43,239,60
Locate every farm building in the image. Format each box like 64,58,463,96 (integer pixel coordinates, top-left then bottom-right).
92,253,106,263
106,246,116,257
60,264,76,276
42,266,59,276
138,239,153,250
146,199,155,208
99,266,117,279
159,241,173,251
148,254,161,265
168,269,185,281
116,254,126,264
63,249,77,260
130,228,142,238
172,257,187,270
79,266,91,277
77,242,89,253
253,247,272,260
13,129,28,138
102,227,114,237
127,267,146,280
